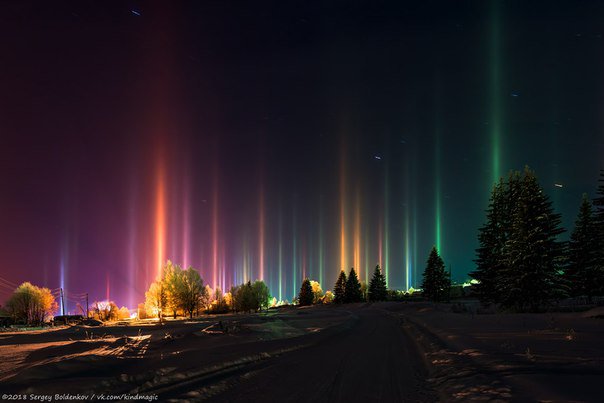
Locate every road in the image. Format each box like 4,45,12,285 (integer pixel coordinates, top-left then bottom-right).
204,304,436,402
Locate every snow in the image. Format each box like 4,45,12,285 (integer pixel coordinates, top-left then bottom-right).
0,303,601,401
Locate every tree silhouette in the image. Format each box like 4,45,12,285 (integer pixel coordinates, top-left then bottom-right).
472,168,567,310
471,177,511,304
368,264,388,301
501,167,565,311
334,270,347,304
298,278,314,306
421,246,450,302
345,268,363,303
589,170,604,297
567,194,598,298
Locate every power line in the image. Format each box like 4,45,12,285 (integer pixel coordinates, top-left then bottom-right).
0,276,18,287
0,283,15,292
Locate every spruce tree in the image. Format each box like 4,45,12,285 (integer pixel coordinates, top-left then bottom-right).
368,264,388,301
501,167,566,311
298,278,314,306
589,170,604,297
566,194,598,297
471,179,507,304
471,172,525,305
344,267,363,303
333,270,347,304
421,246,450,302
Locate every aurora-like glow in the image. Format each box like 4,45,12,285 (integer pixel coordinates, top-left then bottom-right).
383,168,390,288
353,188,361,273
435,129,442,254
278,206,283,301
363,230,370,284
339,151,347,272
292,206,297,300
212,174,219,290
318,200,324,289
154,158,167,280
2,1,594,312
258,188,265,281
490,0,503,183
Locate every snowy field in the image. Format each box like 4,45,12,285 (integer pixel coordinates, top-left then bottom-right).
0,303,602,402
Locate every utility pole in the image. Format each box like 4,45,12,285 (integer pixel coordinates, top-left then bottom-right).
86,293,89,318
60,288,65,316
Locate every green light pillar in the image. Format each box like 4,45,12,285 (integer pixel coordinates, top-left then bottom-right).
278,206,283,302
292,206,297,301
490,0,502,183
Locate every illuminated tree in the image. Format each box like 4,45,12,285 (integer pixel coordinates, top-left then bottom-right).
345,268,363,303
161,261,183,318
92,301,119,321
212,287,230,313
5,282,57,325
322,290,335,304
368,264,388,301
421,246,450,302
298,278,314,306
334,270,347,304
175,267,206,319
310,280,324,304
137,303,148,319
145,280,167,322
201,285,213,311
117,306,131,320
566,194,599,298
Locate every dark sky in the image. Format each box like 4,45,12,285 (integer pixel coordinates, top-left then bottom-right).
1,1,604,310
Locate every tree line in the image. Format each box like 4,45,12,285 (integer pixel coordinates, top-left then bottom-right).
5,167,604,323
297,265,388,306
143,261,273,321
471,167,604,311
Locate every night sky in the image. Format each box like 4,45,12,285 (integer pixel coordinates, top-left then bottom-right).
2,1,604,310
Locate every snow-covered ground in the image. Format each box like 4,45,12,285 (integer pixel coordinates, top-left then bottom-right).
386,302,603,402
0,303,601,402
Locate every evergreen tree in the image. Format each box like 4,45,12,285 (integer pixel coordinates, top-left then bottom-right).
334,270,347,304
567,194,598,297
501,167,566,311
298,278,314,306
345,267,363,303
421,246,450,302
470,178,508,304
589,170,604,297
368,264,388,301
